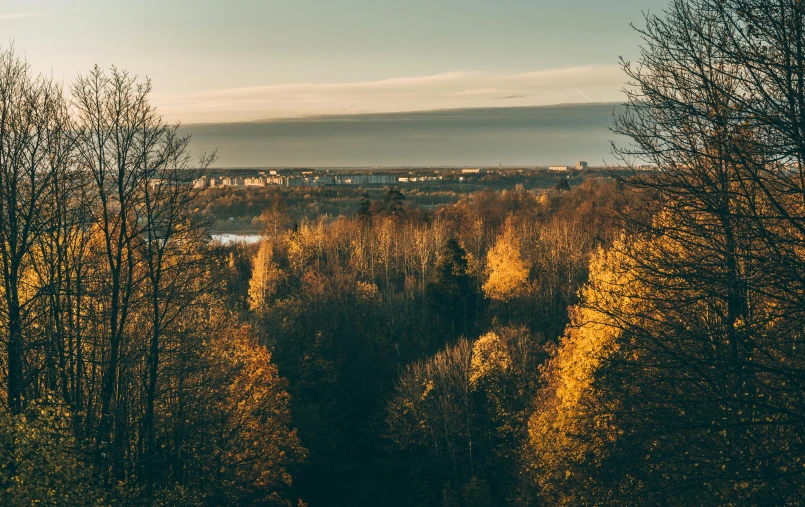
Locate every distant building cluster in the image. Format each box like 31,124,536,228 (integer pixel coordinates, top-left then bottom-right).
398,176,444,183
193,171,398,188
550,162,589,172
190,163,608,190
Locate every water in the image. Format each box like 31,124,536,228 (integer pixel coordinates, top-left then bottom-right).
182,103,626,168
210,233,262,245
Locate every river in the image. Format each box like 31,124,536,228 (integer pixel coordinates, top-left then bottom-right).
210,233,263,244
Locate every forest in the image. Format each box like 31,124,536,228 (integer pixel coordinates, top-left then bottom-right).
195,168,623,234
5,0,805,505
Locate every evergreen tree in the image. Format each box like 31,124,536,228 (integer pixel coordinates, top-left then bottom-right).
357,193,372,221
383,187,406,215
427,239,477,339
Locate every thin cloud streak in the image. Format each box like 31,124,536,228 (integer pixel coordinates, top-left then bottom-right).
153,65,625,123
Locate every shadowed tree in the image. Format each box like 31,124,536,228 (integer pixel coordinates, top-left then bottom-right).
0,47,71,414
427,239,478,340
357,193,372,222
383,187,406,216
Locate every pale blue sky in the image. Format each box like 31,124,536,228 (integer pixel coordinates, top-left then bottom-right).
1,0,668,122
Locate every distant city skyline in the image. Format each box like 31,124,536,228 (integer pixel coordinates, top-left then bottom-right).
2,0,667,123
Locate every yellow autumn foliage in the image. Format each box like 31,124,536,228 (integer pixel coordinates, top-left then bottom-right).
527,238,640,505
249,240,285,313
356,281,381,303
483,221,530,301
194,326,306,505
469,332,511,386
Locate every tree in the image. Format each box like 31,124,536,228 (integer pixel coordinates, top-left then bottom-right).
0,403,108,506
386,339,475,503
249,240,284,313
427,239,477,339
482,220,530,302
388,328,545,507
259,191,289,238
527,243,639,505
528,1,805,503
71,66,216,485
0,47,70,414
357,193,372,221
71,67,148,473
611,2,805,501
383,187,406,216
554,179,570,194
195,327,306,505
137,123,212,490
0,48,310,504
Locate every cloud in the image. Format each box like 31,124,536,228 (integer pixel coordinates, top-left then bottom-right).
0,12,48,21
153,65,625,124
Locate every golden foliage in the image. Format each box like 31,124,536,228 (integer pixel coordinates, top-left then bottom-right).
469,332,511,386
356,281,381,304
483,220,530,301
217,329,305,495
249,240,285,313
527,241,636,505
192,326,306,505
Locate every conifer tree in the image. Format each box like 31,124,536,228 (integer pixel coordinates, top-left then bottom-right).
357,193,372,221
383,187,406,216
427,239,477,338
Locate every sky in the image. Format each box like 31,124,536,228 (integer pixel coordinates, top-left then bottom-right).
1,0,669,124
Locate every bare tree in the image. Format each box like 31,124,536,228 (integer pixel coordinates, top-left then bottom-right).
70,66,161,475
137,122,214,488
0,47,70,414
